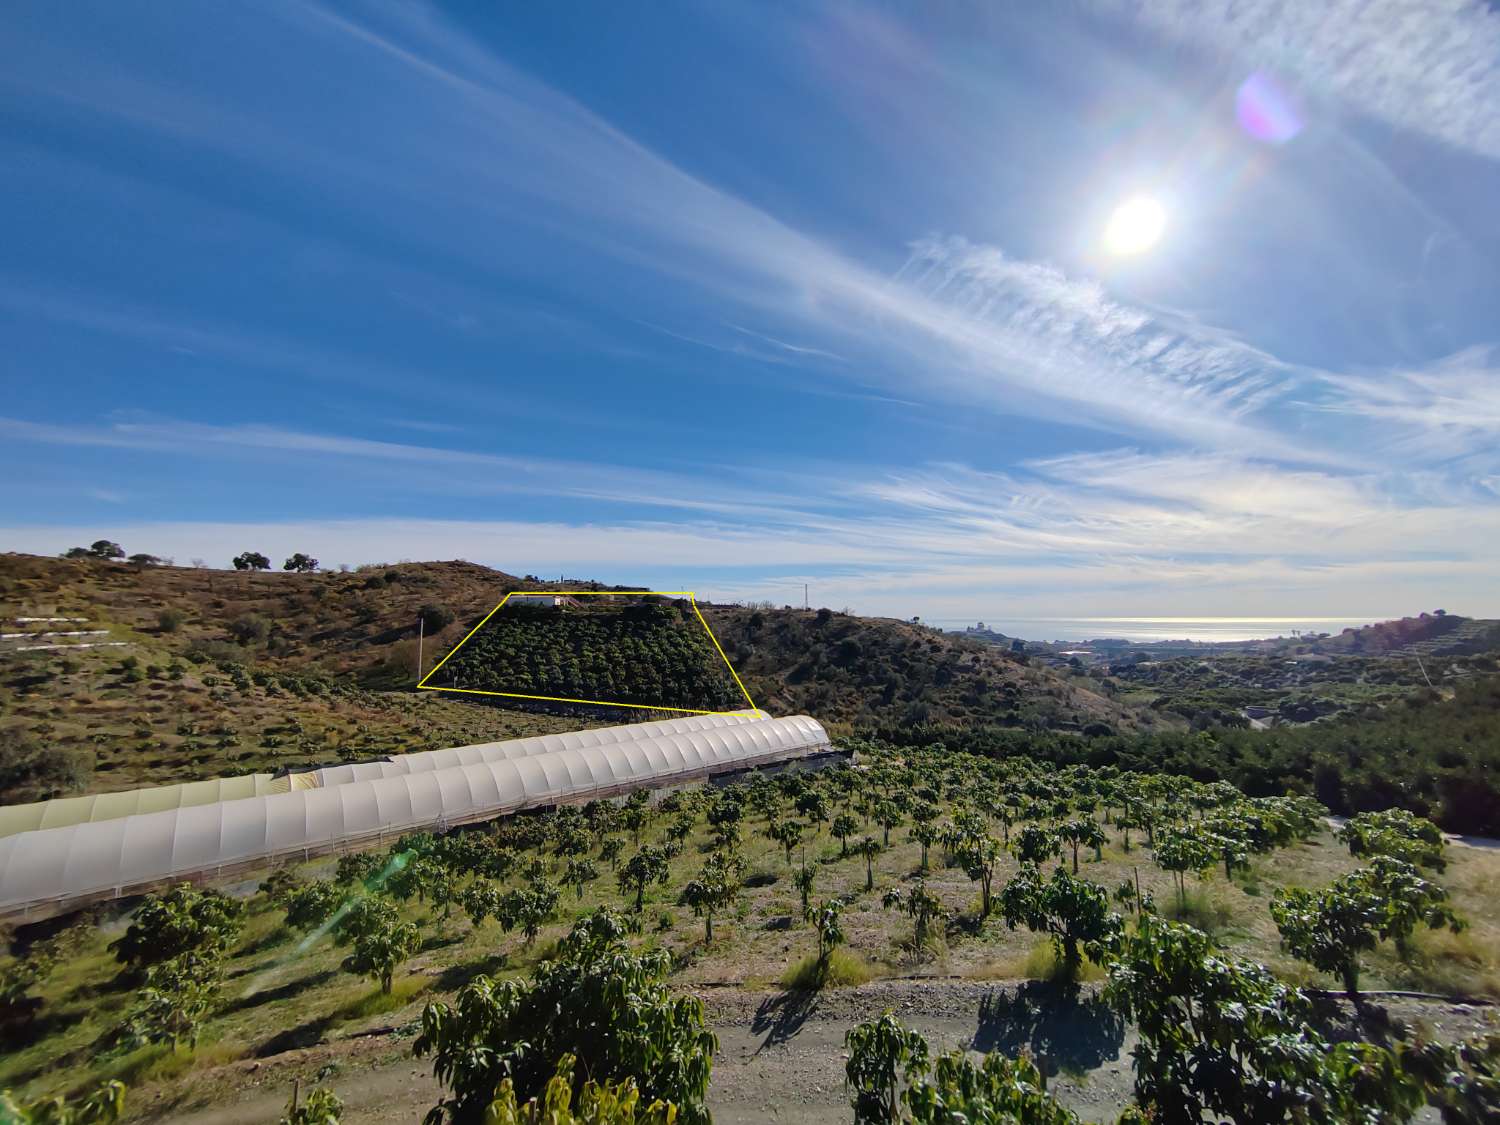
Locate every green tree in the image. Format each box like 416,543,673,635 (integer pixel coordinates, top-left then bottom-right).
882,880,944,950
233,551,271,571
769,818,804,866
678,854,739,943
832,813,860,857
280,1083,342,1125
1339,809,1448,871
89,540,125,560
415,909,716,1125
124,952,221,1050
1058,818,1107,872
874,800,904,847
845,1013,930,1124
109,885,243,975
562,857,600,901
283,553,319,572
855,835,882,892
335,897,419,993
954,833,1002,918
284,880,343,933
911,821,940,875
1011,824,1060,866
811,900,845,971
1152,829,1213,910
793,863,816,917
618,846,670,913
997,864,1121,976
0,1081,125,1125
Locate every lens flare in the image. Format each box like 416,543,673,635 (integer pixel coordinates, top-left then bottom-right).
1103,196,1167,256
1236,72,1303,144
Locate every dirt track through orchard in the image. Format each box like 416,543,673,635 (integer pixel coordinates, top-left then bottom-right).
142,979,1491,1124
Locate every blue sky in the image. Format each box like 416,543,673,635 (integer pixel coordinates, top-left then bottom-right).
2,1,1499,622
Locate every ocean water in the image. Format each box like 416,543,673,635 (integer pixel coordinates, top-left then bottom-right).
934,617,1377,644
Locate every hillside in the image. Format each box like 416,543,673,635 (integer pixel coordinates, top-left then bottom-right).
0,553,1148,803
1318,612,1500,656
698,603,1151,733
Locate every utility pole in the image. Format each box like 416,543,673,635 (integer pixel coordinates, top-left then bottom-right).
804,583,808,610
416,614,425,683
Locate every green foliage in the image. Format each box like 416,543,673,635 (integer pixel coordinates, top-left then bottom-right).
997,864,1121,976
283,880,344,932
678,853,739,943
232,551,270,571
415,909,716,1125
1011,824,1060,865
0,732,92,804
845,1015,1079,1124
109,885,243,975
123,952,221,1049
619,846,671,912
437,599,740,712
1272,857,1464,994
283,553,319,572
882,879,944,950
480,1054,677,1125
1339,809,1448,871
0,1080,125,1124
335,896,420,994
280,1083,343,1125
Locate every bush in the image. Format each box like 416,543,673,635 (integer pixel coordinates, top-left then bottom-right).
229,614,270,645
780,948,874,990
157,608,186,633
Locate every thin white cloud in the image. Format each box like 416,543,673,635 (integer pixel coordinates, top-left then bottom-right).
1101,0,1500,160
1316,346,1500,457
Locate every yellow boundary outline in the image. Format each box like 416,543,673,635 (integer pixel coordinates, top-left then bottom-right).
417,591,757,715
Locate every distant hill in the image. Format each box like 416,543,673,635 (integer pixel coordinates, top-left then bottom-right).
697,604,1152,733
1317,612,1500,656
0,553,1154,803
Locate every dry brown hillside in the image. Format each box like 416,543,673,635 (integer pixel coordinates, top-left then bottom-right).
0,553,1150,802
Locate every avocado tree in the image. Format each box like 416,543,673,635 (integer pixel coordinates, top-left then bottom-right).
1339,809,1448,871
0,1080,125,1125
954,833,1002,918
911,821,940,875
768,818,804,866
563,857,600,901
1058,818,1107,872
997,864,1121,977
874,800,904,847
794,863,816,917
882,880,945,950
1012,824,1061,866
1152,829,1214,910
678,854,739,943
810,900,845,973
124,951,221,1050
415,909,717,1125
845,1013,930,1125
1271,857,1463,996
335,896,419,994
618,846,671,913
855,835,882,892
832,813,860,857
283,880,343,933
109,884,243,976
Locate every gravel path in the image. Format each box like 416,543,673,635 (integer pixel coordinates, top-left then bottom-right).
143,980,1495,1125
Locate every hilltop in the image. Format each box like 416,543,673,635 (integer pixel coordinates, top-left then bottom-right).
0,554,1149,803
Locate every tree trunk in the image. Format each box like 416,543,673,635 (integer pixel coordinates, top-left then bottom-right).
865,854,874,891
1071,843,1080,874
705,913,713,943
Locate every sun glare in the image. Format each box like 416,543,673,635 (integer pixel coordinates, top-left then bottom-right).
1103,195,1167,256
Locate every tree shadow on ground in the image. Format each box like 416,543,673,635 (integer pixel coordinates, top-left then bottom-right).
220,968,338,1015
433,951,509,994
969,981,1126,1075
256,1012,339,1057
1305,993,1405,1046
751,989,820,1052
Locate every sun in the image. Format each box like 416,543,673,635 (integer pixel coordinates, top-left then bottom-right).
1103,195,1167,256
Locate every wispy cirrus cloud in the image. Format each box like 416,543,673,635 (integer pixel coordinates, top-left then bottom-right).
1316,346,1500,459
1100,0,1500,160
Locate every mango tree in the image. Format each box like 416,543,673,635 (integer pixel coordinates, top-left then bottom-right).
416,909,716,1124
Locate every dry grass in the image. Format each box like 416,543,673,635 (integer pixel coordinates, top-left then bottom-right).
780,948,876,991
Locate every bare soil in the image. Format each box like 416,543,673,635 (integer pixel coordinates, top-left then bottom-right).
136,980,1495,1125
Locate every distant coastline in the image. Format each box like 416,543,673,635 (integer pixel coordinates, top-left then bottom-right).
932,616,1377,643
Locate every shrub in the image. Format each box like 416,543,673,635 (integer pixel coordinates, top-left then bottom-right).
157,608,186,633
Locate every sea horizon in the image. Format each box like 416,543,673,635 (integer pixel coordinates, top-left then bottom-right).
929,616,1381,643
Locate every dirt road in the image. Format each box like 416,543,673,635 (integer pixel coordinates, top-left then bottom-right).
139,977,1495,1124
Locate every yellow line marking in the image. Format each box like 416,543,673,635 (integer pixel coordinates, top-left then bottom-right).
417,590,758,714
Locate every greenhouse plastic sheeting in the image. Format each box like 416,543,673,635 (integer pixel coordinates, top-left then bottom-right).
0,774,289,838
305,709,770,789
0,714,766,838
0,714,829,916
